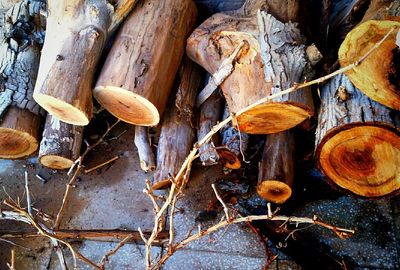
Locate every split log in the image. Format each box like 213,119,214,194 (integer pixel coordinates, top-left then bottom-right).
219,104,249,169
257,130,294,204
315,73,400,197
0,0,45,159
94,0,197,126
38,115,83,170
33,0,137,126
134,126,156,173
187,0,314,134
338,0,400,110
198,81,223,166
153,58,202,190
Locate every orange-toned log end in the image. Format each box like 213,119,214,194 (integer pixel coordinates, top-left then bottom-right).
152,179,172,190
338,20,400,110
236,103,312,134
94,86,160,126
217,149,241,169
39,155,73,170
33,93,90,126
319,126,400,197
257,180,292,204
0,107,40,159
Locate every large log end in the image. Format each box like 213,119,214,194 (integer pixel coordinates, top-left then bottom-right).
339,20,400,110
237,103,312,134
94,86,159,126
257,180,292,204
318,125,400,197
39,155,74,170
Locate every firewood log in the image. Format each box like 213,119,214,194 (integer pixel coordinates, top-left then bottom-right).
257,130,294,204
315,73,400,197
94,0,197,127
33,0,137,126
153,58,202,190
134,126,156,173
0,0,45,159
198,79,224,167
39,115,83,170
219,104,249,169
187,0,314,135
339,0,400,110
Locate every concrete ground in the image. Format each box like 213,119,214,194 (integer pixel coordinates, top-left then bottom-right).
0,122,300,270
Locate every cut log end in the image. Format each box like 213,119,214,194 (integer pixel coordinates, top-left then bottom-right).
237,103,312,134
339,20,400,110
39,155,74,170
34,93,90,126
217,149,241,169
94,86,159,126
319,126,400,197
257,180,292,204
0,128,38,159
152,179,171,190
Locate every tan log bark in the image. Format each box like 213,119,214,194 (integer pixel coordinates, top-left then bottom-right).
257,130,294,204
315,73,400,198
219,104,249,169
198,79,224,166
33,0,137,126
94,0,197,127
153,58,202,190
0,0,45,159
134,126,156,173
38,115,83,170
339,0,400,110
187,0,314,135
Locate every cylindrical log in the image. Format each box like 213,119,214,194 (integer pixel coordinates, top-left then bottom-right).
338,0,400,110
134,126,156,173
153,58,202,190
38,115,83,170
0,0,45,159
315,74,400,197
219,104,249,169
187,0,314,135
257,130,294,204
94,0,197,127
198,84,224,166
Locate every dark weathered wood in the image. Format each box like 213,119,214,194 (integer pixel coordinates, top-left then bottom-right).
219,104,249,169
257,130,294,204
153,58,202,189
0,0,45,159
198,78,224,166
187,0,314,134
315,74,400,197
134,126,156,173
33,0,137,126
94,0,197,127
39,115,83,170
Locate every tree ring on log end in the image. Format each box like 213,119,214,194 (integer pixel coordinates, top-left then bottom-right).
34,93,90,126
94,86,160,126
236,103,312,134
339,20,400,110
257,180,292,204
319,126,400,197
152,179,172,190
39,155,74,170
0,128,38,159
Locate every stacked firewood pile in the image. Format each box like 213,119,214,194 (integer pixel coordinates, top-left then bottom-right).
0,0,399,200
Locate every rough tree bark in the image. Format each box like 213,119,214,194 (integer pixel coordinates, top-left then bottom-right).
153,58,202,190
94,0,197,127
33,0,137,126
257,130,294,204
339,0,400,110
187,0,314,134
198,79,224,166
134,126,156,173
315,74,400,197
219,104,249,169
0,0,45,159
38,115,83,170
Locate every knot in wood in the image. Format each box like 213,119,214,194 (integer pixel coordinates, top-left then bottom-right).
56,55,64,61
337,86,350,102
